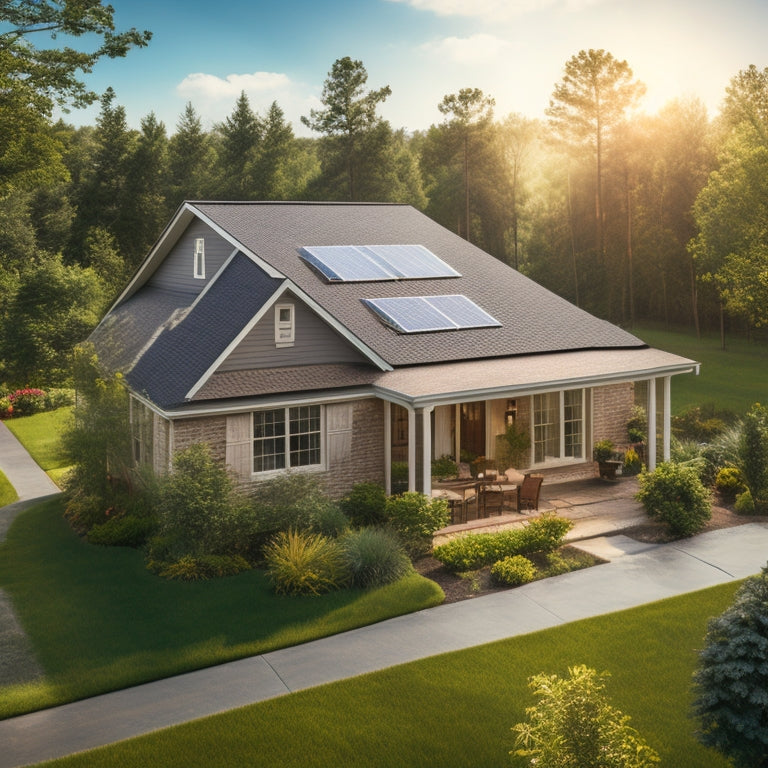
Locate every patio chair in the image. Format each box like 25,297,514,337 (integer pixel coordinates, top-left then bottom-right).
456,462,473,480
479,482,504,517
517,474,543,513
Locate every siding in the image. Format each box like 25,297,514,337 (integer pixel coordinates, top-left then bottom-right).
217,293,368,372
148,220,234,294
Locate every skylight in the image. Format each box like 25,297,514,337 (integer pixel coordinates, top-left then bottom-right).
362,295,501,333
300,244,460,282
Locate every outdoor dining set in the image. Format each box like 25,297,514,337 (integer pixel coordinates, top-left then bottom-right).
431,466,543,525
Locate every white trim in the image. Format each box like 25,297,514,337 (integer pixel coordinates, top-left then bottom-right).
274,302,295,347
193,237,205,279
384,400,392,495
647,378,657,470
407,407,416,492
663,376,671,462
422,406,434,494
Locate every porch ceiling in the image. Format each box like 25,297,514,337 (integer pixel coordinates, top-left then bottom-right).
372,347,698,407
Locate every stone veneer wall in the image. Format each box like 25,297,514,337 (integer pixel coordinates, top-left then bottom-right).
172,414,228,464
591,382,634,446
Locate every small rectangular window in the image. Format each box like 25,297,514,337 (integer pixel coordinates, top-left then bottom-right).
275,303,295,347
253,405,321,474
193,238,205,279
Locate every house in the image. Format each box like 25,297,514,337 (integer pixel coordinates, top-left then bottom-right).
90,201,698,499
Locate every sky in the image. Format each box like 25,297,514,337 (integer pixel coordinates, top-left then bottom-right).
55,0,768,136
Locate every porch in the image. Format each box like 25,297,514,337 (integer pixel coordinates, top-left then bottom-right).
432,475,645,546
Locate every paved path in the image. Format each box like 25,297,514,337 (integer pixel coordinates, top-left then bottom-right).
0,421,60,503
2,522,767,768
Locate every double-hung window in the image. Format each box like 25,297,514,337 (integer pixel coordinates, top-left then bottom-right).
533,389,584,464
253,405,322,473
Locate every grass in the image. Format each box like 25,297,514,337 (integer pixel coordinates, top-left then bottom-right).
0,498,444,719
38,580,739,768
635,324,768,415
4,408,74,486
0,468,18,506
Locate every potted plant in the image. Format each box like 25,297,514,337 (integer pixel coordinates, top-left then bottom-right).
495,423,530,470
593,439,621,480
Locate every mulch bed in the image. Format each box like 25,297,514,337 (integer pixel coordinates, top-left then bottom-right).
415,496,768,605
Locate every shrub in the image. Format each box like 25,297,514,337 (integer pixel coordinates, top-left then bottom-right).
670,438,710,482
264,530,349,596
672,405,728,442
636,462,712,537
735,489,756,515
87,513,158,548
155,554,251,581
491,555,536,586
339,481,387,527
43,388,75,411
622,447,642,476
309,502,349,538
250,473,330,536
432,515,573,572
8,388,46,416
156,443,251,557
0,394,11,419
626,404,647,443
385,492,450,557
715,467,745,498
431,454,458,481
593,439,615,463
737,403,768,514
342,527,411,588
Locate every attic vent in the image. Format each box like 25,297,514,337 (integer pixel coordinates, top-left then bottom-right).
362,295,501,333
299,244,460,282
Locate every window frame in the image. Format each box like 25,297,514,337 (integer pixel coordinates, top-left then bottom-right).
532,389,585,466
193,237,205,280
274,302,295,347
252,404,323,475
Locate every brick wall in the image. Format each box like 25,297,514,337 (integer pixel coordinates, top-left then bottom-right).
592,383,634,446
172,415,228,464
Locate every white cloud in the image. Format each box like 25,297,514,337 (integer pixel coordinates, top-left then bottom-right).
421,33,513,63
387,0,609,21
177,71,292,101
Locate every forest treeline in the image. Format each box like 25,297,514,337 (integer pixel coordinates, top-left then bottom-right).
3,4,768,388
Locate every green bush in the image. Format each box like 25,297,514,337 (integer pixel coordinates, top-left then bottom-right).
339,481,387,527
491,555,536,586
715,467,745,498
8,388,46,416
432,515,573,572
735,489,756,515
43,388,75,411
87,513,158,548
623,447,642,476
737,403,768,514
627,404,647,443
636,462,712,537
431,454,458,480
154,554,251,581
671,438,711,483
250,473,330,536
309,501,349,538
385,492,450,557
672,405,728,442
342,527,411,588
264,530,349,596
0,394,11,419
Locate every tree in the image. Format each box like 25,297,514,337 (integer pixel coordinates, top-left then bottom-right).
737,404,768,513
0,0,150,190
546,50,646,266
692,565,768,768
511,664,660,767
215,91,262,199
251,101,295,199
301,57,392,200
168,102,216,203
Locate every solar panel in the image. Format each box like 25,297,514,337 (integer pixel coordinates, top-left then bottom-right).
362,295,501,333
300,244,460,282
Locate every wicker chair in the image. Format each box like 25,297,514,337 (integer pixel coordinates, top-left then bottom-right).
517,474,543,513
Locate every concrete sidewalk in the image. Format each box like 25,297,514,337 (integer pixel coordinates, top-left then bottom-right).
0,421,60,503
2,522,768,768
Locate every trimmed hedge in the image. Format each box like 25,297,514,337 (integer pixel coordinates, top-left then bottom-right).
432,515,573,572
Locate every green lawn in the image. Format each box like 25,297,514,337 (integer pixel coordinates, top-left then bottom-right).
0,469,18,507
0,498,444,719
39,581,738,768
635,325,768,415
4,408,73,486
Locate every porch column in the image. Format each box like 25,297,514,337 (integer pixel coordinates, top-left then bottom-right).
662,376,671,462
647,378,657,471
421,405,434,495
383,400,392,496
407,406,417,492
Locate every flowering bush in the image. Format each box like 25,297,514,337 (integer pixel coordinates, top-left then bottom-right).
8,388,47,416
0,395,11,419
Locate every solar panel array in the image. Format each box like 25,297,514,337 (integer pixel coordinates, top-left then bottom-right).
362,295,501,333
300,244,460,282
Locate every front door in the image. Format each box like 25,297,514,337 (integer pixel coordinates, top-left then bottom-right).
460,402,485,460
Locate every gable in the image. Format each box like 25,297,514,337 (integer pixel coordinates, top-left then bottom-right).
216,291,369,373
147,219,234,295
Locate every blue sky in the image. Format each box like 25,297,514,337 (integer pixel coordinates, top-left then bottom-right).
61,0,768,135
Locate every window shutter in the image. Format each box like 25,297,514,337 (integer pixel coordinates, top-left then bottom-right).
226,413,251,480
326,403,353,466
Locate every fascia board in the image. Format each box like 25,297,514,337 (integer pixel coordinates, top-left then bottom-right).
374,361,698,409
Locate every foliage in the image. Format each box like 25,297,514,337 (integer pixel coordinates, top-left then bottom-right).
714,466,744,498
87,512,158,548
626,405,647,443
385,491,450,557
734,489,756,515
431,454,458,480
156,443,250,558
736,403,768,513
338,481,387,527
490,555,536,586
692,565,768,768
341,527,411,588
309,502,349,538
263,530,349,596
154,554,251,581
669,438,710,482
593,439,615,463
495,422,531,469
7,387,46,416
511,665,660,767
672,405,727,442
0,468,18,506
636,462,712,537
250,472,333,537
432,515,573,572
622,448,642,476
